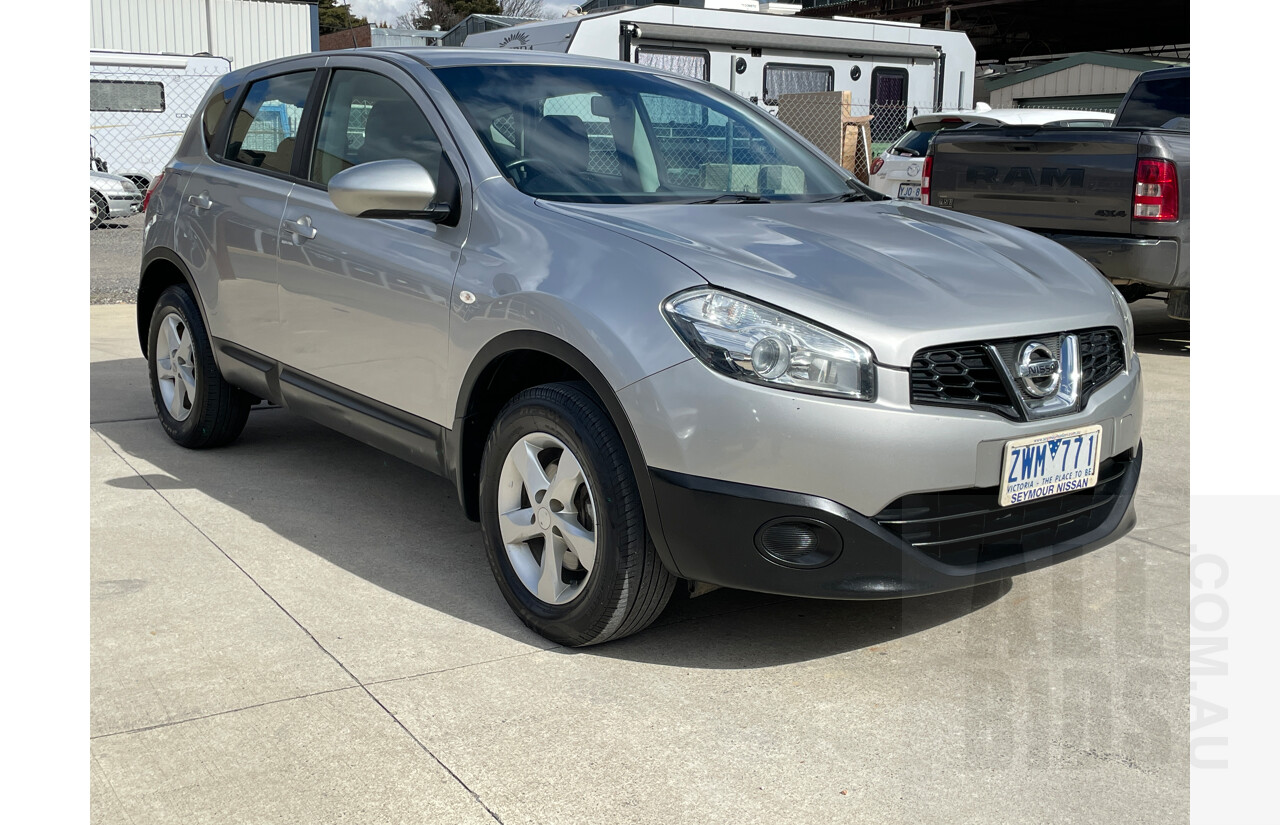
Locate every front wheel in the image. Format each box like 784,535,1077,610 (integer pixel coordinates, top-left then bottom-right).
147,285,252,448
479,382,675,646
90,191,106,228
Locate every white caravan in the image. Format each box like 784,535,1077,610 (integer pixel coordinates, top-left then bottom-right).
464,3,975,141
90,51,232,192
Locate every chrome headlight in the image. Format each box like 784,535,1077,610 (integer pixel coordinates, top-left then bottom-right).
662,288,876,401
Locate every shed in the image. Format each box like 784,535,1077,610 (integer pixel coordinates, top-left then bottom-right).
441,15,539,48
320,25,444,51
90,0,318,69
980,52,1187,112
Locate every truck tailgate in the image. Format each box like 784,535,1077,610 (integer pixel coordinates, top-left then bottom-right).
929,129,1143,235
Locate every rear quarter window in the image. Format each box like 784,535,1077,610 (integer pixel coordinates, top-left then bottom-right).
202,85,239,156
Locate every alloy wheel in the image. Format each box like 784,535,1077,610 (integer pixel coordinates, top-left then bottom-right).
496,432,598,605
154,312,197,422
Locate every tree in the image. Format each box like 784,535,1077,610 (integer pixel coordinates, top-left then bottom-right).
318,0,369,34
398,0,545,32
499,0,548,19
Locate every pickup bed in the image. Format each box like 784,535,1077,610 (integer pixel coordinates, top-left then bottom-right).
923,67,1190,318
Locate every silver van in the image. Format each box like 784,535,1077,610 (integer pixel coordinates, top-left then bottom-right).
138,49,1142,646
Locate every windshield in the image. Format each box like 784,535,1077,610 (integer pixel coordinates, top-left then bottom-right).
432,64,860,204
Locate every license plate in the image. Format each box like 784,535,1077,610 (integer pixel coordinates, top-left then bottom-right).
999,425,1103,507
897,183,921,200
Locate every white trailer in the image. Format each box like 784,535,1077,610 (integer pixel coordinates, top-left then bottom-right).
464,3,975,141
90,50,232,192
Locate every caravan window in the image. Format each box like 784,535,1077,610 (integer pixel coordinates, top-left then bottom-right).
635,48,710,82
762,64,834,106
90,80,165,113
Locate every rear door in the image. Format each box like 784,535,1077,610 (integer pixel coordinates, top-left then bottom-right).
275,59,471,426
174,63,322,358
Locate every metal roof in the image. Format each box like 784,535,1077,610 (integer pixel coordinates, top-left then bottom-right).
984,52,1187,92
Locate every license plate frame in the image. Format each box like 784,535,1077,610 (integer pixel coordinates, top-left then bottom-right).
999,425,1103,507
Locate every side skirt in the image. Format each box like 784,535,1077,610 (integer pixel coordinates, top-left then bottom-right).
214,339,450,478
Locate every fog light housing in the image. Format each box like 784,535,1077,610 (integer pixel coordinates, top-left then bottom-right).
755,518,843,569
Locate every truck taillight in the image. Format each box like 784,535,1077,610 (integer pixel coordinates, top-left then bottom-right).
921,155,933,205
142,172,164,214
1133,159,1178,221
870,157,883,175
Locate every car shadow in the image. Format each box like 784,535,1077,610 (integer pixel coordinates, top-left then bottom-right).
93,357,1010,668
91,221,135,231
1131,297,1189,356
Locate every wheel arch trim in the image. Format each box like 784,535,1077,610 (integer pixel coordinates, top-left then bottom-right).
452,330,684,577
137,248,205,358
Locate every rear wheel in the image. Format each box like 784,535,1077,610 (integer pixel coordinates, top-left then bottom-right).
479,382,675,646
147,285,252,448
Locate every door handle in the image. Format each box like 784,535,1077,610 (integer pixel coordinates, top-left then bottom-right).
283,215,317,241
187,192,212,210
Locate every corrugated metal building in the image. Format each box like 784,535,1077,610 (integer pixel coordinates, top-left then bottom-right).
90,0,318,68
442,15,538,48
982,52,1187,111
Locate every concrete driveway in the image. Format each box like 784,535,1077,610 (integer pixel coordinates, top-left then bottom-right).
90,300,1189,824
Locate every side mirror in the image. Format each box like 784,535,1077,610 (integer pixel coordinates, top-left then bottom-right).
328,159,449,221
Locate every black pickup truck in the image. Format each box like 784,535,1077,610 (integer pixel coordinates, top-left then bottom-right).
923,67,1190,319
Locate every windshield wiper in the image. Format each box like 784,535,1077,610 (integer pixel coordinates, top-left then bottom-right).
680,193,773,204
813,190,872,203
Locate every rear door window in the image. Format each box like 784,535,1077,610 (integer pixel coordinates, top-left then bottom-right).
225,71,315,175
1115,75,1190,129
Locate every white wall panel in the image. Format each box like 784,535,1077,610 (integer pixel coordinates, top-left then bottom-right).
92,0,315,68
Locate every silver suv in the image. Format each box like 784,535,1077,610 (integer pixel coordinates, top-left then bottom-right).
138,49,1143,646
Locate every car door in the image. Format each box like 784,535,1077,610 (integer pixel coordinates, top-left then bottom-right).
275,61,471,427
174,64,321,358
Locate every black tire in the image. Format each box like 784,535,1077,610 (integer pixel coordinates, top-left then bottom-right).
479,382,676,646
90,190,107,229
146,285,252,448
1116,284,1155,303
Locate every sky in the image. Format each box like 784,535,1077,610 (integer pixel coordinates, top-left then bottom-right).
345,0,579,26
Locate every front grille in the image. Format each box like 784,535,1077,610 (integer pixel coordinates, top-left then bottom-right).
1078,328,1125,400
911,327,1126,420
874,453,1133,567
909,345,1018,419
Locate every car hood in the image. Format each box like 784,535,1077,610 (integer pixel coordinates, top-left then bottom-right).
539,199,1120,367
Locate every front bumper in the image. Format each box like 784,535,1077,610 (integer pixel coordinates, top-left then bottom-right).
1044,234,1183,290
649,444,1140,599
622,352,1143,596
107,194,143,218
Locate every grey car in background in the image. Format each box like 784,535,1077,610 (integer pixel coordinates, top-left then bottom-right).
137,49,1143,646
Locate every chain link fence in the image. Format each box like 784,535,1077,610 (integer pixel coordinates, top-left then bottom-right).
773,93,913,183
90,63,228,194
